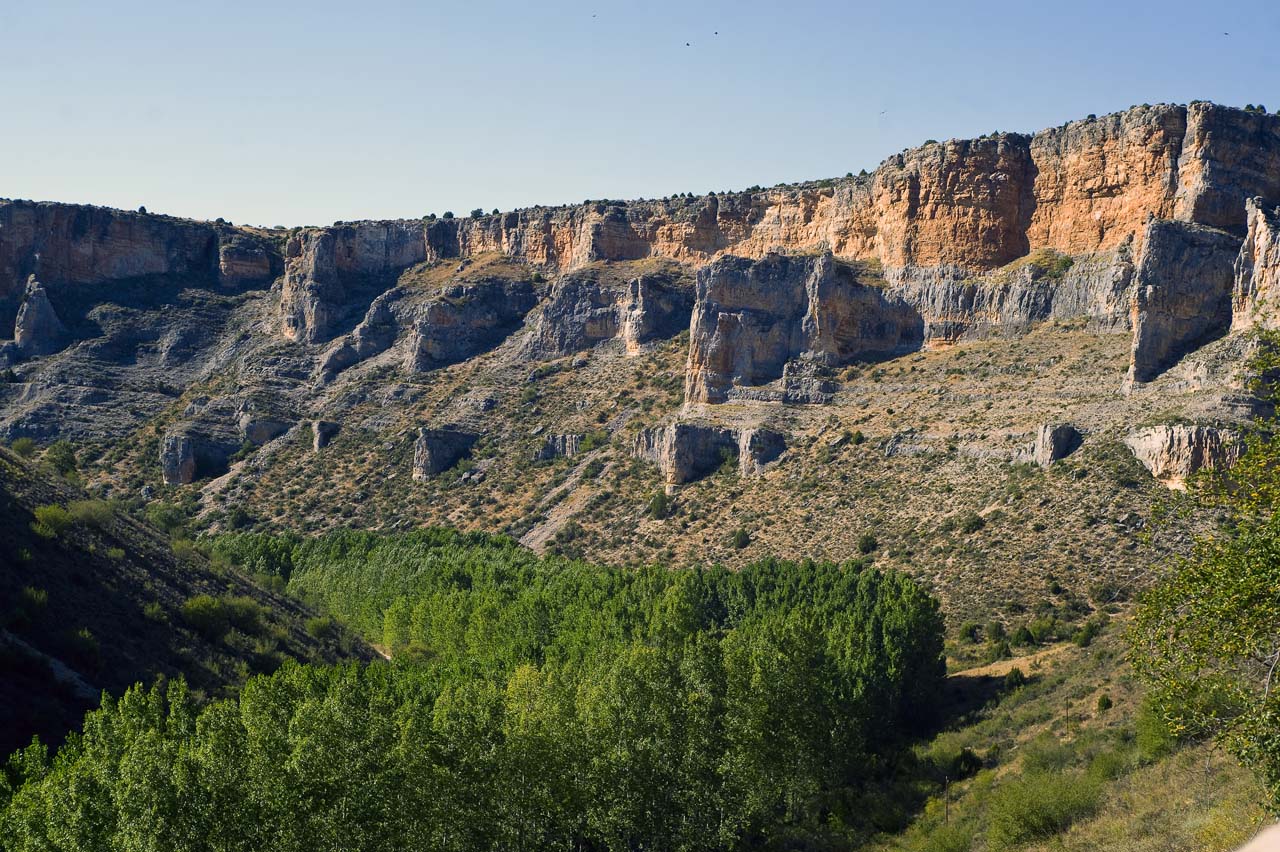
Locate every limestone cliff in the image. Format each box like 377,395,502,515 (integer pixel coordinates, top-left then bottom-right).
1232,197,1280,331
1126,219,1240,384
685,252,921,404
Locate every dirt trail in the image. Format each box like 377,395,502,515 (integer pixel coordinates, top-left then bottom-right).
948,643,1069,679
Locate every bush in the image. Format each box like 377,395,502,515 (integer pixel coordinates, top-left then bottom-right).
306,616,340,641
1096,693,1113,713
10,437,36,458
182,594,264,640
68,499,114,529
145,502,188,536
959,621,981,643
958,512,986,534
985,620,1006,641
646,490,671,520
44,440,77,475
850,430,865,445
31,504,72,538
1010,624,1035,646
469,208,485,218
731,528,751,549
1004,667,1027,690
857,532,878,554
986,772,1101,848
1135,695,1178,761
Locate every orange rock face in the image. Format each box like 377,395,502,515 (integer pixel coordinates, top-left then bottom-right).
439,104,1278,275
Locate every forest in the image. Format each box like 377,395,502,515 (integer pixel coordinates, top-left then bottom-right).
0,532,946,851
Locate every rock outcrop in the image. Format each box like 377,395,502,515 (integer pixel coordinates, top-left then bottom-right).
411,428,478,479
737,428,787,476
405,278,537,372
216,232,279,288
686,252,921,404
1031,423,1083,467
535,433,582,461
312,420,339,451
160,433,197,485
1126,219,1241,384
280,222,427,343
13,275,68,357
633,421,785,486
318,289,403,381
1124,424,1242,488
522,264,693,358
1232,198,1280,331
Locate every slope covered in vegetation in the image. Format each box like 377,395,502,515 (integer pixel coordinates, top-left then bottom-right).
0,446,370,757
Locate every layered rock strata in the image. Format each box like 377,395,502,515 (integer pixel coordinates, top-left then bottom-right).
633,422,785,486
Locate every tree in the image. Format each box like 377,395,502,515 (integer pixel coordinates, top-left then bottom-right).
1131,330,1280,805
470,208,485,218
10,437,36,458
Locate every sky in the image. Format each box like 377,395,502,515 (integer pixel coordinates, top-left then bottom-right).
4,0,1279,228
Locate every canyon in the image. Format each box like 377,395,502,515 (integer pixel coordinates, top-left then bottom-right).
1,101,1279,613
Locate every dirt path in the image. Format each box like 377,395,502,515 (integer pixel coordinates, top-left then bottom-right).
948,643,1069,679
520,456,611,552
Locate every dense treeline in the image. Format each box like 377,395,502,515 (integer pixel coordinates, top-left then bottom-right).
2,530,945,850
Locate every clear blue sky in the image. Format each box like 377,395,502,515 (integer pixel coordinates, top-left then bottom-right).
5,0,1278,227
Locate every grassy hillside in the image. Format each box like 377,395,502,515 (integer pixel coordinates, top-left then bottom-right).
0,446,373,756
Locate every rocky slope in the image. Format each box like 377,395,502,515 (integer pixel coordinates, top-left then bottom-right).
2,101,1280,616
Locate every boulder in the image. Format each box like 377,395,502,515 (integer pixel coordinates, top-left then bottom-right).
1031,423,1082,467
1124,424,1242,489
412,428,478,479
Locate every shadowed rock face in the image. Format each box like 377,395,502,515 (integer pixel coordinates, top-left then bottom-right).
405,279,538,372
633,422,786,486
1124,424,1242,489
412,428,478,479
1233,198,1280,332
14,275,67,358
1126,219,1241,385
686,252,922,404
1031,423,1083,467
523,266,694,359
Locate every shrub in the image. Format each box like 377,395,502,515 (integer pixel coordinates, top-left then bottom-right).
106,547,125,560
857,532,878,554
986,772,1101,848
65,627,100,668
959,621,981,643
647,490,671,520
985,620,1006,641
731,528,751,549
469,208,485,218
306,616,340,641
21,586,47,610
142,602,165,622
958,512,986,534
1010,625,1035,646
1096,693,1113,713
182,594,264,640
1004,667,1027,690
31,504,72,538
68,499,114,529
442,211,454,219
44,440,77,475
146,502,188,536
1135,695,1178,761
10,437,36,458
850,429,865,445
580,430,610,452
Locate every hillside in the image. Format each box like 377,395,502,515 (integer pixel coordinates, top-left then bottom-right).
0,446,373,756
0,103,1276,624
